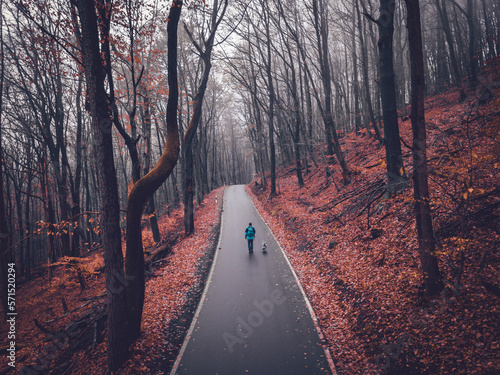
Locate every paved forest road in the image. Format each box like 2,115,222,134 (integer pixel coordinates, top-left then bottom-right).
171,185,333,375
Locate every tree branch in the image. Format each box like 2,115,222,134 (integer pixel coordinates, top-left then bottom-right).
362,12,380,26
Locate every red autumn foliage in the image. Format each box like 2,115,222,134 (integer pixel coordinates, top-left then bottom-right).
246,59,500,374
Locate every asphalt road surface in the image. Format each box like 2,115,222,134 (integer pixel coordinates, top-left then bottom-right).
171,185,334,375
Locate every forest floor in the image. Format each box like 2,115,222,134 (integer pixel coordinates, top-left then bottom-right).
246,58,500,374
1,58,499,375
0,187,225,375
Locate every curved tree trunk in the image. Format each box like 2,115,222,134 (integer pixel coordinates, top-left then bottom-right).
125,0,182,341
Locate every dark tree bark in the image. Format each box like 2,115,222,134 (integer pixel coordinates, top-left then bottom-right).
70,77,84,256
249,46,268,188
435,0,466,99
53,70,72,257
356,0,381,141
405,0,443,295
351,6,362,134
289,48,304,187
40,154,57,263
125,0,182,341
303,64,315,172
24,164,32,277
75,0,128,369
482,0,496,58
14,176,23,274
263,1,277,198
466,0,477,84
435,14,450,92
273,4,305,188
313,0,349,182
368,0,407,194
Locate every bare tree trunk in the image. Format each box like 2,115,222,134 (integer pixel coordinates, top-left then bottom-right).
277,11,305,187
41,155,57,263
262,1,277,198
54,70,72,257
70,77,84,256
352,5,362,134
24,169,32,278
466,0,477,84
183,0,228,233
75,0,129,369
290,58,304,187
366,0,406,194
435,0,466,99
482,0,496,58
14,181,23,275
303,66,314,172
405,0,443,295
358,0,383,141
252,68,268,188
313,0,349,181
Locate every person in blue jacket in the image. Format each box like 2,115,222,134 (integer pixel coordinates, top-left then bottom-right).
245,222,256,253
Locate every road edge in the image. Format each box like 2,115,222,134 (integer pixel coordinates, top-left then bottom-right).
168,188,227,375
246,187,338,375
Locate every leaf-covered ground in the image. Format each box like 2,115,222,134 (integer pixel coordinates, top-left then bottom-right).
246,59,500,374
0,186,225,375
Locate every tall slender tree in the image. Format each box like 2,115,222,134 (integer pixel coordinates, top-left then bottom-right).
262,0,277,197
74,0,128,369
405,0,443,295
434,0,466,99
366,0,406,194
313,0,350,181
182,0,228,234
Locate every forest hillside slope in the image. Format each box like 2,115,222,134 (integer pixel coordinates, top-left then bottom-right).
247,58,500,374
